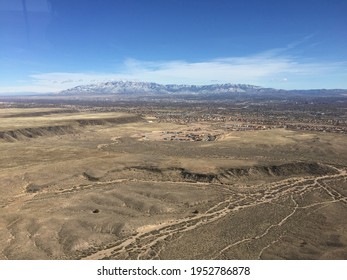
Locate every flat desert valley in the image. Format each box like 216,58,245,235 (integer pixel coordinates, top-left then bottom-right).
0,101,346,260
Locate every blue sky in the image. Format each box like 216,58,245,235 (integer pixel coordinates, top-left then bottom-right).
0,0,346,93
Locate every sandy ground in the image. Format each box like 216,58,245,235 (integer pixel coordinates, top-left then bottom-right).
0,108,346,259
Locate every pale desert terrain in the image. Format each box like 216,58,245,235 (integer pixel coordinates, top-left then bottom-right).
0,106,346,259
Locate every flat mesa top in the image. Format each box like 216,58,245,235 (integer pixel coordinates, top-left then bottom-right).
0,109,133,130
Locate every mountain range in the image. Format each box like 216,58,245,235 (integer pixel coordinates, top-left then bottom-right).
59,81,347,97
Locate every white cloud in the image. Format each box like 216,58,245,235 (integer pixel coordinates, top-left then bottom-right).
0,72,127,93
1,51,347,93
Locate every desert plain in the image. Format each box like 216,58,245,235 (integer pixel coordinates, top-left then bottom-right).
0,102,346,260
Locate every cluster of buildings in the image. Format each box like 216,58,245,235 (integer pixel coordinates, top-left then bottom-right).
161,131,217,142
153,112,347,134
284,124,347,134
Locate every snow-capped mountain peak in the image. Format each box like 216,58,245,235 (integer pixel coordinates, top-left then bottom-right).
59,81,266,95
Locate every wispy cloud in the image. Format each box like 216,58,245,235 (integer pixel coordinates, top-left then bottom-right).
121,55,347,88
1,50,347,93
0,72,124,93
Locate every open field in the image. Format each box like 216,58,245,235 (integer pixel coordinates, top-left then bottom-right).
0,105,346,259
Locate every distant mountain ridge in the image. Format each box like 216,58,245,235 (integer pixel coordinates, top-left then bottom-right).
59,81,268,95
59,81,347,96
